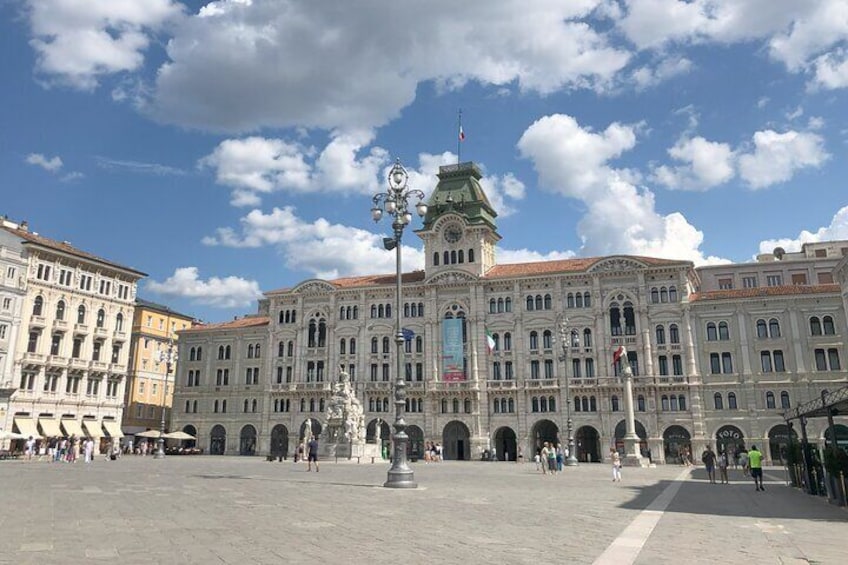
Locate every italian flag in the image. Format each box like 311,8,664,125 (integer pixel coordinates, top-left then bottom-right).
485,328,495,353
459,125,465,141
612,345,626,366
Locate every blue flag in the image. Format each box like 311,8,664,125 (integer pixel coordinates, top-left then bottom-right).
401,328,415,341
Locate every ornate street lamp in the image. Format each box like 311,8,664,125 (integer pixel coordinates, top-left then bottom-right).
371,159,427,488
557,318,578,466
154,339,178,459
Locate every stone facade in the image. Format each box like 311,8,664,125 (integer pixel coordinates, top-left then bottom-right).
170,163,848,464
0,218,145,444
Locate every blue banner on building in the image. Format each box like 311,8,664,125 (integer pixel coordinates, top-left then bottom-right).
442,318,465,381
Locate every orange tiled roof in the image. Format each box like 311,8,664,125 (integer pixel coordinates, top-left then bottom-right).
266,255,689,293
1,225,147,276
691,284,840,301
180,316,270,333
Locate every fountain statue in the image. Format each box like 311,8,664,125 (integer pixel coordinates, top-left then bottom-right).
320,366,367,458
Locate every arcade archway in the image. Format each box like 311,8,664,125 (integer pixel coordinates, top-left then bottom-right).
663,425,691,464
614,419,648,456
406,425,424,458
182,425,197,449
493,427,517,461
270,424,289,458
575,426,601,462
442,421,471,460
768,424,797,464
715,424,745,456
210,424,226,455
239,424,257,456
531,419,559,455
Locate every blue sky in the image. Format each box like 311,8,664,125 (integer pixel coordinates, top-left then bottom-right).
2,1,847,323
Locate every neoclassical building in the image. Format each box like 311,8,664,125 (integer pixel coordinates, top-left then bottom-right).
0,218,145,445
171,162,848,464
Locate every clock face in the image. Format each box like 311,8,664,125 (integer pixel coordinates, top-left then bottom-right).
444,224,463,243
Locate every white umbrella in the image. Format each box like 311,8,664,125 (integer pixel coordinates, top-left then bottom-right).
163,431,196,441
0,430,26,440
135,430,163,438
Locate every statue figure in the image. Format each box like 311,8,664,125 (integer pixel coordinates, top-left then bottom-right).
374,418,382,442
303,418,312,441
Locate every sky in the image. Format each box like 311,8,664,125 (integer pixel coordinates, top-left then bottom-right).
1,0,848,323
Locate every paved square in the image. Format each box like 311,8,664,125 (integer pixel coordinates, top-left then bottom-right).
0,457,845,564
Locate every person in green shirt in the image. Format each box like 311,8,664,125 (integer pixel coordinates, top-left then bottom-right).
748,445,765,491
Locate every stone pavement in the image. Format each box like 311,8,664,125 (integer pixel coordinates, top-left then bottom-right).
0,456,844,564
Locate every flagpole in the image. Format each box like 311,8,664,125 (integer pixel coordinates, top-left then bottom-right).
457,108,462,164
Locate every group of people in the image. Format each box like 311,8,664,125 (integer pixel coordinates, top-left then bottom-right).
423,441,442,463
22,435,107,463
535,442,568,475
700,444,765,490
293,437,320,471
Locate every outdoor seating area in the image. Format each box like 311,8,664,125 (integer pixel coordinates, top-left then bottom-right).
165,446,203,455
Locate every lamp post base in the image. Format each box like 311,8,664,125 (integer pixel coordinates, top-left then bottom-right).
384,467,418,489
153,439,165,459
565,455,579,467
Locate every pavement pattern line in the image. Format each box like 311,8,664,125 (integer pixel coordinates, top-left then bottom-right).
593,467,691,565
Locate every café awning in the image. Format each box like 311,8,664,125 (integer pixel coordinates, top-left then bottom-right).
102,420,124,439
82,420,102,438
38,418,62,438
13,417,41,439
61,419,85,438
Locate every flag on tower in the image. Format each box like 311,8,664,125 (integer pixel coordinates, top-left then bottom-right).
459,125,465,141
485,328,495,353
612,345,627,366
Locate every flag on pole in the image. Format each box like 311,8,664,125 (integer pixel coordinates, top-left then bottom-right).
402,328,415,342
459,125,465,141
485,328,495,353
612,345,626,366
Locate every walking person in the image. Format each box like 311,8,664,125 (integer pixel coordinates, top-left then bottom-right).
610,448,622,482
539,443,549,475
555,444,564,473
83,438,94,464
718,450,729,484
306,436,319,472
748,445,765,491
701,445,717,484
739,448,749,477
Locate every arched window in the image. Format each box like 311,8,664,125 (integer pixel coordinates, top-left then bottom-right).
575,292,583,308
669,286,678,302
503,332,512,351
714,393,723,410
535,295,543,310
660,287,668,303
443,251,449,265
589,396,597,412
581,396,589,412
278,341,285,357
669,324,680,344
339,339,346,355
382,337,390,354
371,337,378,354
727,392,737,409
319,398,325,412
609,302,622,336
678,395,686,410
33,296,44,316
508,398,514,412
243,399,249,413
765,391,776,409
225,345,231,359
452,398,460,413
468,249,475,262
116,313,124,332
661,395,669,411
670,395,679,411
567,293,575,308
611,395,620,411
823,316,835,335
493,399,500,413
637,395,646,412
529,331,538,350
543,330,552,350
540,396,548,412
549,396,556,412
489,299,496,314
810,316,822,335
415,336,422,353
247,344,254,358
706,322,717,341
287,341,293,357
433,252,439,266
252,399,258,413
96,309,105,328
583,292,591,307
458,250,464,263
526,296,534,311
768,318,781,338
718,321,729,340
218,345,225,360
532,397,539,412
370,305,377,318
623,302,636,335
780,391,790,409
77,305,86,324
651,288,659,303
56,300,65,320
656,325,666,344
574,396,581,412
583,329,592,347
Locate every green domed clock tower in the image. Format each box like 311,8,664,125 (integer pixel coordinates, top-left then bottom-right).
417,162,501,278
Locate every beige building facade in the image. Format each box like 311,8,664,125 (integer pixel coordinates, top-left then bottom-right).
0,218,145,445
123,299,195,437
170,163,848,463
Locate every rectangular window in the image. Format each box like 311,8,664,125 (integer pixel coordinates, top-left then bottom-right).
152,383,157,395
773,350,785,372
718,278,733,290
815,349,827,370
382,363,390,381
2,297,11,310
742,276,758,289
572,359,581,379
828,348,841,371
415,363,423,381
6,266,16,279
36,264,52,281
505,361,514,380
530,360,540,379
59,269,72,286
72,337,82,358
544,359,553,379
672,355,683,376
27,331,39,353
139,380,145,394
710,353,721,374
791,273,807,285
761,351,772,373
815,249,827,258
721,352,733,374
766,274,782,286
0,324,6,339
50,334,62,356
818,272,834,284
111,344,121,364
585,359,595,378
79,274,92,291
92,340,102,361
658,356,668,376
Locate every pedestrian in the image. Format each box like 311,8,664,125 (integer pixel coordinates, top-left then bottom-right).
517,446,524,463
748,444,765,491
556,444,564,473
547,443,556,474
718,450,729,484
701,445,717,484
739,448,749,477
423,441,431,463
535,447,543,473
24,436,35,461
610,447,622,482
84,438,94,464
307,436,319,472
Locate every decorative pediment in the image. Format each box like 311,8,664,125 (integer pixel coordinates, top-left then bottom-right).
427,270,477,285
292,279,336,295
588,257,647,273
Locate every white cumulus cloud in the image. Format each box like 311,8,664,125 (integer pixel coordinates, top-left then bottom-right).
757,206,848,256
737,130,829,189
651,136,735,191
518,113,727,265
25,153,63,172
25,0,183,90
146,267,262,308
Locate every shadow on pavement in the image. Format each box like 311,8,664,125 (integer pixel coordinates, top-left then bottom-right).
191,474,381,489
618,468,848,522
